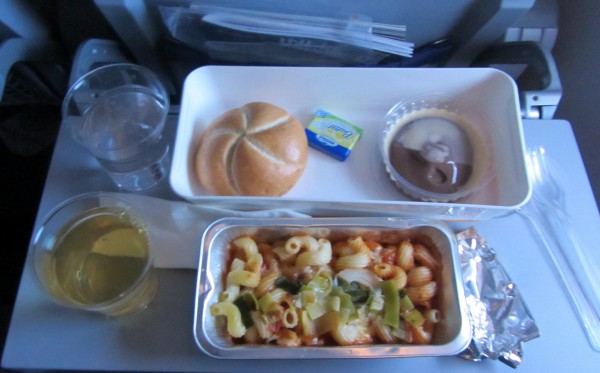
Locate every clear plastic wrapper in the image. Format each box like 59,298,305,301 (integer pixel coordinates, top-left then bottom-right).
518,146,600,351
158,4,413,66
456,227,540,368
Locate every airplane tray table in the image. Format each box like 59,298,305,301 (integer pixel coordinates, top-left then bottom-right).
3,115,600,372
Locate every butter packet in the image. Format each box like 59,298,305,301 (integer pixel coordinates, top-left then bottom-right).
305,109,363,161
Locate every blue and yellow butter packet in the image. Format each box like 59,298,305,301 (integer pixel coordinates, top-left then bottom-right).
305,109,363,161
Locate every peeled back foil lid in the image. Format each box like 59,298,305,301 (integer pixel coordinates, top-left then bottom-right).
456,227,540,368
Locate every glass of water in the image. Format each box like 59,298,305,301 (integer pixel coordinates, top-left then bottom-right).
62,63,170,191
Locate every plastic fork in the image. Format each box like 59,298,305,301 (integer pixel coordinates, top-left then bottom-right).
518,146,600,351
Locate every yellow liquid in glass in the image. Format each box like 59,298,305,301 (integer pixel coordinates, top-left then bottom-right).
50,207,149,306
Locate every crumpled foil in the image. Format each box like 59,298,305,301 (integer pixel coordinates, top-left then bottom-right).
456,227,540,368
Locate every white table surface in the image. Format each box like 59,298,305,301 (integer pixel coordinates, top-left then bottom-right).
2,117,600,372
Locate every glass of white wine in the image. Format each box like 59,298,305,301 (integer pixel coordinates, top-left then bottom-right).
33,192,158,317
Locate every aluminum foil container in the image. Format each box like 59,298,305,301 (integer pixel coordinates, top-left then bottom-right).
194,217,471,359
457,227,540,368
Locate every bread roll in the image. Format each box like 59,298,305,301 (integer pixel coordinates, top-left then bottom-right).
195,102,308,196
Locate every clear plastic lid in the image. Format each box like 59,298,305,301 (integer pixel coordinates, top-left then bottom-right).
381,94,495,202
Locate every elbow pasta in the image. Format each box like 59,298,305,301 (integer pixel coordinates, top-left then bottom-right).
372,263,396,280
413,243,440,269
407,266,433,287
296,238,332,267
211,301,246,338
334,237,371,271
390,266,408,290
219,284,240,303
255,270,281,298
397,241,415,271
233,236,259,256
272,244,295,263
285,235,319,255
211,234,443,347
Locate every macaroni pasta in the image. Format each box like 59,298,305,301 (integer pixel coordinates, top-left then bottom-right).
211,233,443,346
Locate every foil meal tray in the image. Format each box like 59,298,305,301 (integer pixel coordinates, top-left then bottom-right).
193,217,471,359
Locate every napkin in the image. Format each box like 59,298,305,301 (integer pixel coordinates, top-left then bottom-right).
111,193,310,269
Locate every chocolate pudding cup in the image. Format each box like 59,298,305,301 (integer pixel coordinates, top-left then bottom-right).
382,96,494,202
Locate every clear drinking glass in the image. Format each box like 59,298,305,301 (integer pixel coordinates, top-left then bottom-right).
33,192,158,317
62,63,170,191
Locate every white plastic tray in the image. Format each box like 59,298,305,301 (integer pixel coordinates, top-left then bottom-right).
170,66,531,220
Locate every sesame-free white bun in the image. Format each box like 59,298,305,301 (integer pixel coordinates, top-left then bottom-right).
195,102,308,196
